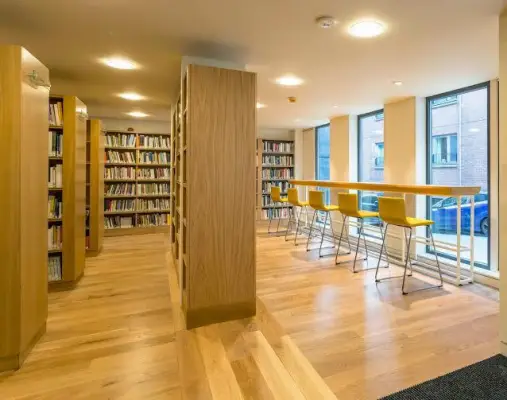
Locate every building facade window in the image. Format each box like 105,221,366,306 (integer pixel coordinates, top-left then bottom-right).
358,110,384,233
427,83,489,269
315,124,330,203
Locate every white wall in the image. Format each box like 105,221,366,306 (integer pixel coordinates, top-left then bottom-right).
258,128,294,141
96,117,171,134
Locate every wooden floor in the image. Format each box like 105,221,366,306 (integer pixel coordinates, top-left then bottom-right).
0,225,500,399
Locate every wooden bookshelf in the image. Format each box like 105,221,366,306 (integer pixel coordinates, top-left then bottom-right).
86,120,104,256
0,45,49,371
256,138,295,220
171,64,256,329
104,131,171,236
47,95,87,287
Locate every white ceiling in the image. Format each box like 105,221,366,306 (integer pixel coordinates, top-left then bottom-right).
0,0,504,128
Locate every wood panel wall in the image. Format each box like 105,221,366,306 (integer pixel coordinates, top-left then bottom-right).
185,65,257,328
0,45,48,371
87,119,104,256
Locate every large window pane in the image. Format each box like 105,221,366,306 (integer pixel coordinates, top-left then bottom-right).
316,124,330,204
427,85,489,269
358,111,384,232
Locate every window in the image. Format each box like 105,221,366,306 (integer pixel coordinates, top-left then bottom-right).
427,83,489,269
315,124,331,204
432,134,457,165
358,110,384,234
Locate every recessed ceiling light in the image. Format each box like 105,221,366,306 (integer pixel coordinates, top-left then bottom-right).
118,92,145,101
101,57,138,70
333,105,339,108
126,111,149,118
315,16,337,29
275,75,303,86
469,128,480,133
393,81,403,86
348,20,386,38
256,102,266,109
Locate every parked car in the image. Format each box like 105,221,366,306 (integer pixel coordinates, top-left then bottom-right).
431,193,489,236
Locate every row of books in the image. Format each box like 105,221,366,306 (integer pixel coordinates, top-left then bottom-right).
138,135,170,149
262,181,291,193
49,165,63,188
138,198,170,211
105,167,135,180
262,155,293,166
137,183,170,195
104,214,169,229
105,133,136,148
48,102,63,126
263,141,294,153
106,183,135,196
105,199,135,212
48,256,62,282
48,131,63,157
106,151,135,164
105,216,134,229
261,197,293,207
139,152,169,164
261,208,290,219
48,195,62,218
262,169,294,179
137,168,170,179
48,225,62,250
137,213,169,227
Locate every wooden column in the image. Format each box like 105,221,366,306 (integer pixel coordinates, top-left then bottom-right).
0,45,49,371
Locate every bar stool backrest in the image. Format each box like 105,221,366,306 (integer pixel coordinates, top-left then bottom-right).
287,188,300,206
309,190,325,211
378,197,409,226
338,193,360,218
271,186,282,202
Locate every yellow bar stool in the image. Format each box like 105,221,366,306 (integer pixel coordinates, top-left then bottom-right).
375,197,444,295
268,186,289,234
285,188,309,245
335,193,379,273
306,190,338,257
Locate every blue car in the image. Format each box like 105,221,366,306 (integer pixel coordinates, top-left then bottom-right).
431,193,489,236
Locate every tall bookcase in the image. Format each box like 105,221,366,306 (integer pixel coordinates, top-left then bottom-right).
0,45,49,371
86,119,105,256
48,95,87,287
104,130,171,236
171,64,256,329
256,138,295,220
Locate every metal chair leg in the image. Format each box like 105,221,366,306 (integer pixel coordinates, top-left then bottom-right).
267,203,274,233
306,211,317,251
285,206,294,241
430,228,444,287
335,215,352,264
276,202,283,232
319,212,329,257
294,206,303,245
401,228,413,295
375,223,389,282
328,212,337,247
404,228,414,276
352,219,366,273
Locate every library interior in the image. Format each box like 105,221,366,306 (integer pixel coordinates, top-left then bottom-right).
2,1,507,399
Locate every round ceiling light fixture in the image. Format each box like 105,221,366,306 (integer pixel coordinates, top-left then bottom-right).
315,16,337,29
100,57,138,70
126,111,149,118
275,75,304,86
392,81,403,86
256,102,266,109
348,19,386,38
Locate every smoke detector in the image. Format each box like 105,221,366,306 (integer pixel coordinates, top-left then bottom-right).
315,16,337,29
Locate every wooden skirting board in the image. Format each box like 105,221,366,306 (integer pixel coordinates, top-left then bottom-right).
104,225,170,237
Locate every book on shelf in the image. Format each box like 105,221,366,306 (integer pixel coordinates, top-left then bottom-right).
48,225,62,250
48,164,63,188
262,208,290,220
137,198,170,211
138,135,170,149
48,130,63,157
105,166,135,180
261,168,293,179
137,213,169,227
48,255,62,282
138,151,169,164
262,181,290,193
136,168,170,179
262,155,293,166
48,195,62,219
105,183,136,196
263,141,294,153
137,183,170,195
106,150,135,164
104,199,136,212
48,102,63,126
105,133,136,148
105,215,134,229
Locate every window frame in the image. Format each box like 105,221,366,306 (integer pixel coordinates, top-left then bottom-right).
431,133,458,167
425,81,491,269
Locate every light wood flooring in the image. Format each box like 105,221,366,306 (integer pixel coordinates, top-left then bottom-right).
0,225,500,399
